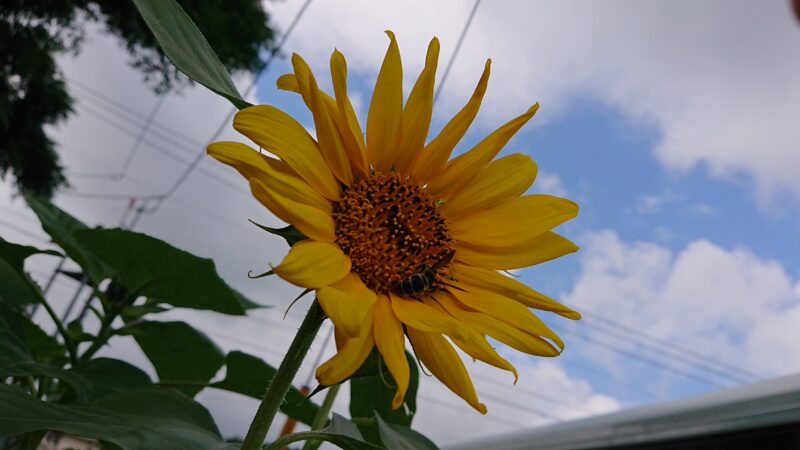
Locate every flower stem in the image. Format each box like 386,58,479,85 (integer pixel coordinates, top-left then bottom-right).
241,301,326,450
301,383,341,450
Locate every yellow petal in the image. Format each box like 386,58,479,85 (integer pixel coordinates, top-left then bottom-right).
420,297,517,381
427,103,539,197
273,240,351,289
394,37,440,174
435,291,560,356
208,141,331,213
330,49,369,177
316,316,375,386
276,73,299,92
249,179,335,243
367,31,403,173
317,273,376,338
234,105,340,201
443,153,537,218
455,231,579,270
451,195,578,248
410,59,491,183
407,328,486,414
450,263,581,319
390,293,468,339
373,295,410,408
450,286,564,350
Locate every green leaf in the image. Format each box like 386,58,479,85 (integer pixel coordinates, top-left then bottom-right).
121,320,225,397
375,414,439,450
0,384,236,450
19,315,68,366
249,221,307,247
0,238,56,307
120,304,170,321
131,0,249,109
74,228,260,315
211,350,319,425
24,195,112,285
0,303,94,401
350,351,419,444
92,387,220,436
264,413,384,450
68,358,152,401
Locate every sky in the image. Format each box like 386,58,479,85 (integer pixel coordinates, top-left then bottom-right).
2,0,800,447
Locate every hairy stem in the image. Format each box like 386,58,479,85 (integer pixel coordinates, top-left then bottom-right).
240,301,326,450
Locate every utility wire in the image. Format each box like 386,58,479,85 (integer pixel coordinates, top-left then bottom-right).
0,217,51,244
114,95,167,180
433,0,481,103
144,0,315,213
582,312,762,382
553,325,727,389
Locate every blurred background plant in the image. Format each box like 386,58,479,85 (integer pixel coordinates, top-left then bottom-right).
0,0,276,198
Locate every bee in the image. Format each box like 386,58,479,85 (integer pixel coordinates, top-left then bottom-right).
394,250,457,297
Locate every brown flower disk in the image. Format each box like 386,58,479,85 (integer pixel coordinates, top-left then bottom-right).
333,172,454,294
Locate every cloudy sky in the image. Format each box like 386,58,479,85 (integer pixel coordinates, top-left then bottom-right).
3,0,800,447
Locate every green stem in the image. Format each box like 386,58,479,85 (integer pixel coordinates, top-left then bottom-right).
302,383,341,450
78,302,121,363
241,301,326,450
37,294,78,366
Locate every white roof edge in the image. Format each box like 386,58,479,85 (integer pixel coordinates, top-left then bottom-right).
445,373,800,450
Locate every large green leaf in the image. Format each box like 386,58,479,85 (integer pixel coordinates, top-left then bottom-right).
264,413,384,450
0,238,57,307
19,315,68,366
375,414,438,450
0,304,94,401
131,0,249,109
121,320,225,397
350,351,419,444
24,195,111,285
211,350,319,425
0,384,235,450
68,358,152,401
74,228,260,315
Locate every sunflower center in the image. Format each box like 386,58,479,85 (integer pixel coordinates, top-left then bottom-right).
333,172,454,295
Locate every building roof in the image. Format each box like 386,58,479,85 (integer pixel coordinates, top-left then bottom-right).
446,374,800,450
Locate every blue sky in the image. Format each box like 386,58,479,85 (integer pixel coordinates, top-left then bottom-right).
2,0,800,446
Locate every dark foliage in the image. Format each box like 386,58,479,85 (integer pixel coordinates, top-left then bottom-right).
0,0,275,197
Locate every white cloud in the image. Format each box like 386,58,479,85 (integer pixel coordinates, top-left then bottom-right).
564,230,800,377
533,171,569,198
410,355,620,446
269,0,800,203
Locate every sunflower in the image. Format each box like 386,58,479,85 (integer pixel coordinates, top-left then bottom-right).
208,31,580,413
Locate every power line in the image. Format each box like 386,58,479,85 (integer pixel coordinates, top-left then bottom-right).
114,95,167,180
553,325,727,389
433,0,481,103
0,217,51,244
143,0,315,213
582,312,761,383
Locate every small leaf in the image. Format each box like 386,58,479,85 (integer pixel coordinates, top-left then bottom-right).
0,238,57,307
350,351,419,443
249,220,307,246
74,228,261,315
24,195,111,285
264,413,384,450
121,304,170,321
0,384,236,450
121,320,225,397
0,303,95,401
375,414,439,450
211,351,319,425
131,0,249,109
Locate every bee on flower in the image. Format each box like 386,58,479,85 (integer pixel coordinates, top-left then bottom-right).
209,31,580,413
